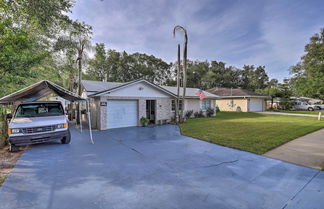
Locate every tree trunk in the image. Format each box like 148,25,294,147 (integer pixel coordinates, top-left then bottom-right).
181,33,188,121
271,97,274,109
77,57,82,124
176,44,181,123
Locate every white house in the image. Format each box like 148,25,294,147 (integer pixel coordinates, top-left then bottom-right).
82,79,218,130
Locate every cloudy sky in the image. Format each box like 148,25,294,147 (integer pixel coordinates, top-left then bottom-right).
69,0,324,81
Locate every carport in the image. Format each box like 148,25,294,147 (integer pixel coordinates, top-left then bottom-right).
0,80,94,144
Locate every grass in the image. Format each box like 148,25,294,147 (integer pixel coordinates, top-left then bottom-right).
279,110,322,115
0,176,6,186
0,146,26,187
179,112,324,154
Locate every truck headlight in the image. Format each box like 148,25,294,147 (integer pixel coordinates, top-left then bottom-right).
9,128,22,134
57,123,68,129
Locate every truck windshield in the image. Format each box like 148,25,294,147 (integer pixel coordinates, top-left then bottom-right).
15,103,64,118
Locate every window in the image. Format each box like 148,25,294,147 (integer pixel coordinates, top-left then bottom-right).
15,103,64,118
172,100,183,111
200,100,211,110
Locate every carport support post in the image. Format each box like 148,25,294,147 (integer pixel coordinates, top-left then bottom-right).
87,101,94,144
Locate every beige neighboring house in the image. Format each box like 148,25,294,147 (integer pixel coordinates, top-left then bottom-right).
206,87,269,112
81,79,218,130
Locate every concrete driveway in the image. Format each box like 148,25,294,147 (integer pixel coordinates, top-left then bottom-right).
0,125,323,209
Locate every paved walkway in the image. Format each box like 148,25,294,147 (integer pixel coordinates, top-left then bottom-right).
258,111,324,118
264,129,324,170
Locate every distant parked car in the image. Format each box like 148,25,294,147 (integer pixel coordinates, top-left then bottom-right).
7,101,70,152
292,101,322,111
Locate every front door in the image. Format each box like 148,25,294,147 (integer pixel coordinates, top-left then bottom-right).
146,100,156,123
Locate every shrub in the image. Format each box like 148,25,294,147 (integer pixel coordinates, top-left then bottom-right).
185,110,193,119
140,117,150,126
206,107,215,117
194,111,205,118
215,105,220,113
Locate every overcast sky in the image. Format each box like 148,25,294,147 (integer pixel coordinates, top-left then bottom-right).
69,0,324,81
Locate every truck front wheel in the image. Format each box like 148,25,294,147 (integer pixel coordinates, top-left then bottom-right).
308,107,314,111
9,144,19,152
61,130,71,144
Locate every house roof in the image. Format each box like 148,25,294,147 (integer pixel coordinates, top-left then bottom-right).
206,87,268,98
81,80,123,94
161,86,218,99
81,79,218,99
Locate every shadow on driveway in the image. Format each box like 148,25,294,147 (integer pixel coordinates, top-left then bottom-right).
0,125,323,209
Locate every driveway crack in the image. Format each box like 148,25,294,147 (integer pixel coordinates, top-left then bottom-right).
281,170,320,209
202,159,239,168
116,139,144,156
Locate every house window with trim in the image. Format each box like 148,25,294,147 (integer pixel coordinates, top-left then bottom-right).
171,100,183,111
200,100,211,110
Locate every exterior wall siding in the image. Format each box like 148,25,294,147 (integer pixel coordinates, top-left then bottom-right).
215,98,266,112
215,99,248,112
156,98,173,122
97,96,174,130
184,99,216,117
92,96,216,130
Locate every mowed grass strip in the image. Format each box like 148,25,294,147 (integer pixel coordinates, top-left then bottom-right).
179,112,324,154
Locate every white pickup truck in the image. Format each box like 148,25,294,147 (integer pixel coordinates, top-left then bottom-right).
293,101,324,111
7,101,70,152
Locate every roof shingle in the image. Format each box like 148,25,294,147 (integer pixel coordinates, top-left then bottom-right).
206,87,266,98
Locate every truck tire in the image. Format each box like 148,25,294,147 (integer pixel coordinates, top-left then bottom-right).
61,130,71,144
315,106,321,110
9,144,19,152
308,107,314,111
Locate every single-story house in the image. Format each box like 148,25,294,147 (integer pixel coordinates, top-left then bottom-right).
82,79,218,130
206,87,269,112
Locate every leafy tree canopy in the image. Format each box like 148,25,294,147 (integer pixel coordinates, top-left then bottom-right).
85,44,172,85
290,28,324,100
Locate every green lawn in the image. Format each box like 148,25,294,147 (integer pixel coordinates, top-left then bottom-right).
179,112,324,154
279,110,322,115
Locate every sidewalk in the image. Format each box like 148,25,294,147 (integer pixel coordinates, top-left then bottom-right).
259,111,324,118
264,129,324,170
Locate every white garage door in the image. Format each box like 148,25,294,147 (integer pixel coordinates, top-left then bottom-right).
106,100,138,129
249,99,263,112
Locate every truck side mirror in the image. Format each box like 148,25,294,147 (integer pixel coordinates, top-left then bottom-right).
6,113,12,119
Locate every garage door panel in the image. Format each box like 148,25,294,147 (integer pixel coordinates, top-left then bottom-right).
249,99,263,112
107,100,138,129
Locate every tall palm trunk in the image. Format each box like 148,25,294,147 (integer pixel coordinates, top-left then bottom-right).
181,31,188,120
175,44,181,123
76,47,83,124
173,25,188,121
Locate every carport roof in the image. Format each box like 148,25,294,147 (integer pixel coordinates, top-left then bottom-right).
0,80,85,105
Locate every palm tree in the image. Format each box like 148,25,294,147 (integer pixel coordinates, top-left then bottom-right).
173,25,188,121
55,22,92,124
175,44,181,123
